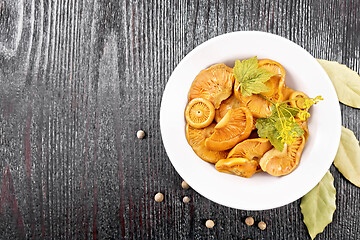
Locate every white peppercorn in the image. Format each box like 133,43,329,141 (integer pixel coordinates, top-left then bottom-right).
258,221,266,230
181,180,190,189
182,196,190,203
137,130,146,139
205,219,215,228
154,192,164,202
245,217,254,226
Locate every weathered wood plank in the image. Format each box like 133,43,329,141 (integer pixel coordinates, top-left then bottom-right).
0,0,359,239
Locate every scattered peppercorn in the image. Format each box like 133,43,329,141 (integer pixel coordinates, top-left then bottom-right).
245,217,254,226
205,219,215,228
137,130,146,139
182,196,190,203
154,192,164,202
181,180,190,189
258,221,266,230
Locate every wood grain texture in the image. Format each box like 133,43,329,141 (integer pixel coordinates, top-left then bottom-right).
0,0,359,239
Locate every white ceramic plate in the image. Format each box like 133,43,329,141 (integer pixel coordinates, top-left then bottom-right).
160,31,341,210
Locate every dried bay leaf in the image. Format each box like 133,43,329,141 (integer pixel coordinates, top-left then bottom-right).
317,59,360,108
301,171,336,239
334,126,360,187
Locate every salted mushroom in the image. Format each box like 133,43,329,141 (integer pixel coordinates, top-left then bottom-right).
186,123,228,163
259,135,307,176
188,63,235,109
205,107,253,151
215,158,258,178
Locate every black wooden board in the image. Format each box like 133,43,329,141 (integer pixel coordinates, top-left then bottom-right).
0,0,359,239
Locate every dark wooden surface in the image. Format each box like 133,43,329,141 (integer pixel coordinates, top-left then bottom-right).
0,0,359,239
